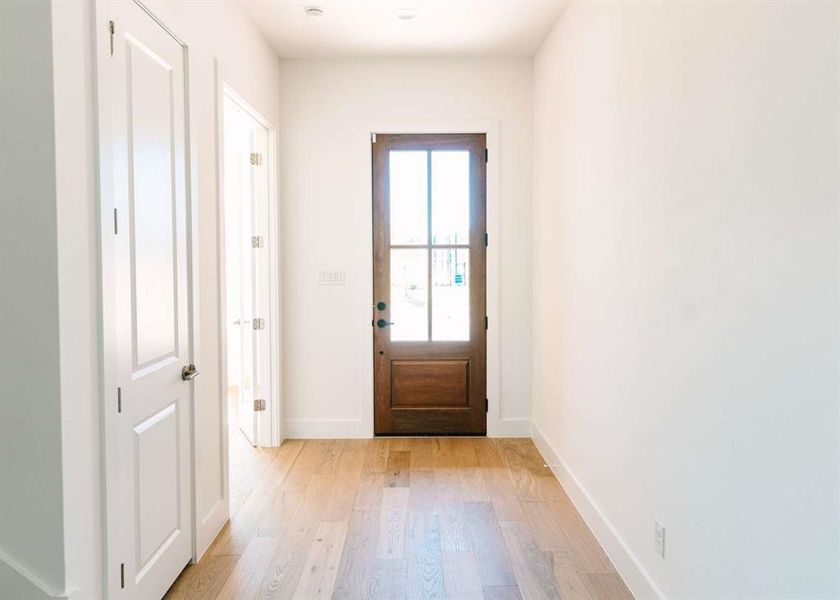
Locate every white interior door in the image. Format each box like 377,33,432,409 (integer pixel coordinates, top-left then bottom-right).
223,95,270,446
110,2,193,596
250,124,271,441
224,98,256,444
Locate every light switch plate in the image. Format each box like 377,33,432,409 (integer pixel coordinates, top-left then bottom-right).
318,269,345,286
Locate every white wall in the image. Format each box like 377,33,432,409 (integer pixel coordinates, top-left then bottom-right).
52,1,102,597
277,58,533,437
1,1,282,597
0,2,67,597
531,2,840,598
161,0,283,558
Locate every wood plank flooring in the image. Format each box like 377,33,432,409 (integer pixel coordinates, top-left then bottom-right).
165,438,633,600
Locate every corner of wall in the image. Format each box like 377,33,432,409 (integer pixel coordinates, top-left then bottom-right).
0,550,67,600
0,0,68,595
530,422,664,600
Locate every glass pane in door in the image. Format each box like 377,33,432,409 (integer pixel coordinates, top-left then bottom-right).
390,249,428,341
431,151,470,245
389,151,428,245
432,249,470,341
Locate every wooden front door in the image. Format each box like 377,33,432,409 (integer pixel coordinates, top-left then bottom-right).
373,133,487,435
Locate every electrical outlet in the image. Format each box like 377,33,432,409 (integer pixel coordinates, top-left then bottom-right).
654,520,666,558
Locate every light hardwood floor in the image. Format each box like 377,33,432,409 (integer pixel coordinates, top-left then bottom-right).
165,437,633,600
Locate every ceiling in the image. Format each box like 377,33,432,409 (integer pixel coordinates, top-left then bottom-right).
234,0,567,58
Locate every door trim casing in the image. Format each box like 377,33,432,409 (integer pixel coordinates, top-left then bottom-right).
360,121,502,438
93,0,199,595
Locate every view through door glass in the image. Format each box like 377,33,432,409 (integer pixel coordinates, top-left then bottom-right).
373,134,487,435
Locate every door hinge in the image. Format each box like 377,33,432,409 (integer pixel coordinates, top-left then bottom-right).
250,152,263,166
254,398,266,412
484,232,488,247
371,133,377,143
252,317,265,330
109,20,115,57
251,235,264,249
120,563,125,589
484,148,488,163
486,398,489,413
117,387,122,413
113,208,118,235
485,316,489,330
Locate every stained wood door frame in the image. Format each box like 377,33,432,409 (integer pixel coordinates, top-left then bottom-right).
94,1,200,595
359,121,502,438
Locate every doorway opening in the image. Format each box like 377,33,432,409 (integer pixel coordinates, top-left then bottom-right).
220,86,278,511
372,133,488,435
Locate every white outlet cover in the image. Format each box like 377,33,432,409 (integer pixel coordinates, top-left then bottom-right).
654,519,666,558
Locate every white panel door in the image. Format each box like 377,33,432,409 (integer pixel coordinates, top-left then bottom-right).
223,99,257,445
250,124,271,443
110,2,193,597
223,97,271,446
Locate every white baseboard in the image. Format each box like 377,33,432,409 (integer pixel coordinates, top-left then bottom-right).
283,419,369,439
0,548,66,600
530,422,665,600
497,417,532,437
196,496,229,561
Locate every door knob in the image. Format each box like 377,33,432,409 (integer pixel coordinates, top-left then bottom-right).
376,319,394,328
181,364,200,381
376,301,387,311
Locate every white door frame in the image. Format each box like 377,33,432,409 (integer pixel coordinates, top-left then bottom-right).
214,72,282,448
360,120,502,438
93,0,200,595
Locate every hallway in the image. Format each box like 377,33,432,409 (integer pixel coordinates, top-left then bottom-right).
165,438,632,599
2,2,837,597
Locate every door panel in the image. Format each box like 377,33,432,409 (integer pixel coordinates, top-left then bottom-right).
134,403,180,567
111,2,192,597
224,100,256,443
251,125,272,440
373,134,487,435
223,99,252,442
223,96,270,446
127,36,179,369
391,360,470,408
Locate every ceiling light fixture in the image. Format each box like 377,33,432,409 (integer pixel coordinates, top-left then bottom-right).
396,9,416,20
304,6,324,17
